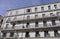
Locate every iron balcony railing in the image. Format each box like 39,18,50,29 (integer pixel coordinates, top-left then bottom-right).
7,14,59,23
2,22,60,30
0,37,60,39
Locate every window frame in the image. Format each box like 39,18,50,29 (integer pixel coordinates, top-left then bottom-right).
54,4,57,9
35,15,38,18
48,5,51,10
41,7,44,11
27,16,30,19
35,7,37,11
26,9,31,12
42,14,45,17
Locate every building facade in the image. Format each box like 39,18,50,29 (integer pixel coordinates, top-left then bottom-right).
0,15,3,38
0,2,60,39
0,15,3,28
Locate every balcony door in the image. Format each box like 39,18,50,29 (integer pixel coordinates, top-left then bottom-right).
26,22,29,28
25,32,30,37
35,31,40,37
44,31,50,37
43,21,47,26
12,23,15,29
35,22,38,27
42,14,45,17
51,20,56,25
3,33,7,37
10,33,14,37
54,30,60,37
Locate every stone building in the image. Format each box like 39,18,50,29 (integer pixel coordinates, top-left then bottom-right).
0,2,60,39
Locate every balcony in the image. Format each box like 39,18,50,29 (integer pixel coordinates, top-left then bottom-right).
1,23,60,32
7,14,58,24
6,37,16,39
20,37,60,39
0,37,60,39
0,37,16,39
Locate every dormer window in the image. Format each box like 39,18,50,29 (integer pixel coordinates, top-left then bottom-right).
9,11,12,16
41,7,44,11
16,11,18,14
54,5,57,9
48,6,51,9
27,9,31,12
35,8,37,11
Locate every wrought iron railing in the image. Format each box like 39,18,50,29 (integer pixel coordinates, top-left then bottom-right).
2,22,60,30
8,14,58,22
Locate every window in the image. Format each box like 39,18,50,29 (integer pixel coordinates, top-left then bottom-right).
35,31,40,37
1,19,3,24
27,9,31,12
3,33,7,37
10,33,14,37
12,23,15,28
35,15,38,18
9,11,12,16
57,12,60,16
27,16,30,19
41,7,44,10
35,22,38,27
54,5,57,9
25,32,30,37
48,6,51,9
35,8,37,11
44,31,50,37
16,11,18,13
26,22,29,28
50,13,55,16
50,13,53,16
51,20,56,25
42,14,45,17
54,30,59,37
15,11,18,15
6,18,11,23
59,19,60,21
43,21,47,26
13,16,16,20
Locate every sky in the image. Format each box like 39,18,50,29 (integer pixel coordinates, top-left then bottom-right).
0,0,60,16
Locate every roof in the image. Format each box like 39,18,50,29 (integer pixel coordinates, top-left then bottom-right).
7,1,60,11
